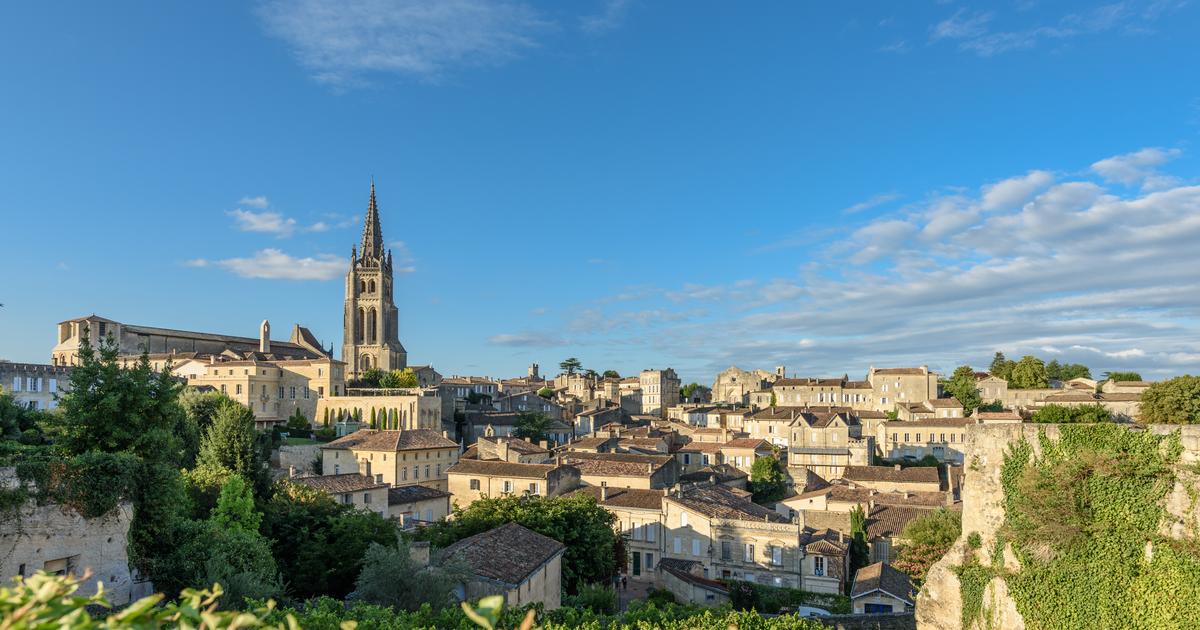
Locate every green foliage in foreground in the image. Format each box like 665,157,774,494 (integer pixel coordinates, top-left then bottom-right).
3,573,830,630
1139,375,1200,424
961,424,1200,629
1029,403,1112,424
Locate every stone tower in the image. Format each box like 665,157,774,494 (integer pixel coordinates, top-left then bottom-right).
342,181,407,378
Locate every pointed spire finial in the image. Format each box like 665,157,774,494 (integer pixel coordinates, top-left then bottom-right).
360,178,384,260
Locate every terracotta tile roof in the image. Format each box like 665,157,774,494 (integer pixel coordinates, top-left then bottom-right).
843,466,940,485
926,398,964,408
670,485,788,523
845,380,872,389
482,437,549,455
872,368,927,375
1099,393,1142,402
721,438,771,450
883,418,974,429
801,528,848,555
679,464,748,484
678,441,722,453
658,558,729,593
856,410,889,419
444,523,565,586
322,429,457,452
1044,392,1099,402
570,486,663,510
1112,380,1152,386
446,459,564,479
851,562,914,605
747,407,801,421
291,473,385,494
387,485,451,505
865,505,937,539
562,452,672,478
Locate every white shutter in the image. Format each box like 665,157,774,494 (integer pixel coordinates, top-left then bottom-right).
11,377,19,392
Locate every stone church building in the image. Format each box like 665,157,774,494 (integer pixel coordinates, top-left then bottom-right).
343,181,408,379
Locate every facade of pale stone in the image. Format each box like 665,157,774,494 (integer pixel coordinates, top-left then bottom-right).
711,366,782,405
316,391,441,430
342,182,408,378
639,368,680,415
0,362,70,411
867,367,939,412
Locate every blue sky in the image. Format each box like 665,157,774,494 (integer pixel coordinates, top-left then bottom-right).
2,1,1199,384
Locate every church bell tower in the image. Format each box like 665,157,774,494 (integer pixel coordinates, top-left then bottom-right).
343,181,407,378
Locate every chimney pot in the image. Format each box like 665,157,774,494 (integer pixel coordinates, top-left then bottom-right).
894,464,902,471
600,485,608,501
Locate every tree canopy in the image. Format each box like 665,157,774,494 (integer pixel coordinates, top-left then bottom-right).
749,456,787,503
1030,403,1112,424
1008,355,1049,389
944,366,982,415
513,411,551,443
559,357,583,375
1139,376,1200,424
893,507,961,584
412,493,619,593
602,370,621,379
1046,360,1091,381
350,540,472,611
379,368,419,388
1104,371,1143,382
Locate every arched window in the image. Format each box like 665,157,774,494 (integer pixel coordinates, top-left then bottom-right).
368,279,376,293
360,280,366,294
366,308,377,344
356,308,365,344
360,354,372,372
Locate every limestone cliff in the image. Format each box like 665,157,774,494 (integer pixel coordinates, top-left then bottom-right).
914,424,1200,630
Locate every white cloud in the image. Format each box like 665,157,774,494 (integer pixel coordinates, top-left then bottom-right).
229,209,299,237
580,0,632,34
981,170,1054,210
843,192,901,214
258,0,547,86
238,195,270,208
184,258,210,268
931,9,993,41
215,249,344,280
488,332,568,347
1091,147,1182,190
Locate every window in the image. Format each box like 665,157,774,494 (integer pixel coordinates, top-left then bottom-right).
645,552,654,571
744,543,755,562
402,468,408,481
424,464,431,478
11,377,20,392
647,523,657,542
813,556,825,576
469,479,480,490
680,512,688,527
940,433,946,442
318,386,324,397
674,537,682,553
528,482,539,494
279,386,285,398
916,433,921,442
220,384,227,394
235,384,242,395
413,465,419,479
864,603,894,614
363,492,371,504
304,387,310,399
503,480,513,493
950,433,956,443
771,546,783,566
721,541,732,560
290,386,296,399
342,494,352,505
904,433,910,442
691,539,701,556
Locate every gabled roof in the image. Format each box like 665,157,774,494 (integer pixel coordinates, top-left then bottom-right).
669,485,787,523
721,438,771,451
387,485,451,505
865,505,941,539
322,429,457,451
843,465,940,485
679,463,749,484
801,528,848,555
446,459,565,479
851,562,915,605
444,523,565,587
570,486,664,510
291,473,385,494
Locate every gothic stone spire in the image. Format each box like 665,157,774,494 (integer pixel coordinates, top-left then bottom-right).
360,179,384,261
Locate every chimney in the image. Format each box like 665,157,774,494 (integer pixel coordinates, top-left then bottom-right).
647,462,654,473
539,440,549,450
259,320,271,353
288,465,296,478
894,464,902,471
600,485,608,501
442,430,450,439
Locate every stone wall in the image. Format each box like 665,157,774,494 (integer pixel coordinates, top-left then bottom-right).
914,423,1200,630
276,444,322,475
0,501,137,604
817,613,916,630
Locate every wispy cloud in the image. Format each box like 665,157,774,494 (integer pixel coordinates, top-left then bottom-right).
488,332,569,347
1090,147,1182,190
580,0,632,34
208,249,345,281
238,195,270,209
258,0,548,86
843,192,901,214
227,197,330,237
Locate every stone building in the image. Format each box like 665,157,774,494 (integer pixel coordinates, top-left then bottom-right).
315,390,442,431
0,361,70,411
786,409,875,480
851,562,915,614
571,486,666,581
866,367,939,412
342,182,407,378
561,452,679,489
386,485,452,528
319,428,460,492
880,418,973,464
185,351,346,427
444,523,565,610
446,459,581,507
291,473,389,517
711,366,783,405
639,368,681,415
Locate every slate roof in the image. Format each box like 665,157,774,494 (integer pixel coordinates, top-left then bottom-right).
446,459,564,479
291,473,385,494
670,485,788,523
570,486,664,510
851,562,915,605
322,429,457,452
387,485,451,505
444,523,566,587
843,465,940,485
865,505,939,539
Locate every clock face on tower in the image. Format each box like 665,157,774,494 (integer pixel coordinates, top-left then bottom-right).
343,181,407,378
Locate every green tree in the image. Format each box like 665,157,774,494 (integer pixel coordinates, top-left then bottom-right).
536,386,555,399
1008,355,1049,389
413,493,619,593
1140,376,1200,424
1031,403,1111,424
197,400,260,479
680,383,706,402
356,368,385,388
351,541,473,611
848,505,870,578
204,525,282,608
770,391,777,407
179,388,232,466
893,508,961,584
370,407,378,429
977,400,1005,413
379,368,419,388
1104,371,1143,382
749,456,787,503
262,482,399,600
559,357,582,375
212,475,262,533
944,366,982,415
513,411,551,443
584,369,599,380
285,408,310,435
602,370,621,379
989,352,1013,380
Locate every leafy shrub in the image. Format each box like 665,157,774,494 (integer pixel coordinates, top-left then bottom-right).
563,583,617,614
967,532,982,549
